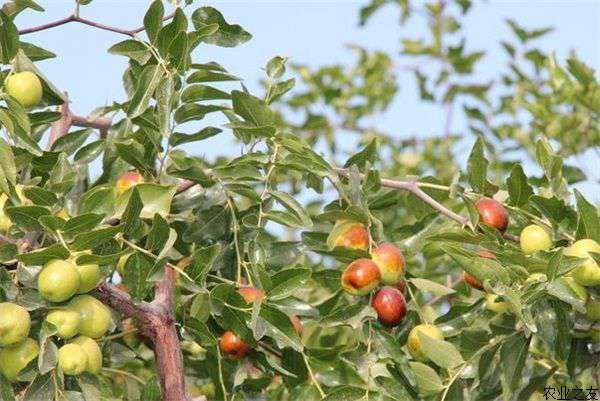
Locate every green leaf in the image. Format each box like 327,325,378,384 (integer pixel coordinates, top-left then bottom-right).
466,136,488,193
418,332,464,369
5,205,49,230
191,7,252,47
168,31,188,71
71,225,121,251
410,278,455,297
127,65,164,118
344,138,377,169
322,386,364,401
121,187,143,236
269,190,313,228
18,41,55,61
0,138,16,195
506,164,533,206
22,187,57,207
231,90,274,126
266,56,287,79
266,78,295,104
0,106,42,156
174,103,228,124
0,10,18,63
22,373,55,401
268,268,311,300
187,69,240,83
185,244,221,286
181,84,230,102
574,189,600,242
122,253,162,300
108,39,151,64
409,361,444,395
442,245,511,284
17,243,69,266
170,127,222,146
143,0,164,43
500,335,530,392
259,304,303,351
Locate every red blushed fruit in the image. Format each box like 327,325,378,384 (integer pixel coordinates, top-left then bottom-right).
219,331,251,359
463,272,483,290
372,286,407,326
475,197,509,232
371,243,405,285
290,315,303,336
327,220,370,251
341,258,381,296
116,171,143,195
238,286,266,303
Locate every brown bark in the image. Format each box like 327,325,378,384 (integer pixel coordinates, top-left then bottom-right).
96,266,189,401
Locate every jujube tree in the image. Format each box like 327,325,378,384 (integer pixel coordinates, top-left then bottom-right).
0,1,598,401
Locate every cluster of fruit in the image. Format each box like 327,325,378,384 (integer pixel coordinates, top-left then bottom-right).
0,258,109,381
471,198,600,338
328,220,408,326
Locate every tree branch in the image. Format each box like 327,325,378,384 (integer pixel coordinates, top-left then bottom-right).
96,267,189,401
47,103,72,148
18,13,175,37
334,168,474,229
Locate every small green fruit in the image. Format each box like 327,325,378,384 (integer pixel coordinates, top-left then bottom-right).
0,338,39,381
407,324,443,361
5,71,43,108
58,343,88,375
0,303,31,346
74,262,101,294
71,336,102,374
38,259,81,302
69,295,112,339
485,294,511,314
565,239,600,286
520,224,553,255
46,309,81,339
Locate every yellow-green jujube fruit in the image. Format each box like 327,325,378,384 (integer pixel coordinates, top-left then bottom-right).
0,338,39,381
45,309,81,339
485,294,511,314
69,295,111,339
38,259,81,302
407,324,443,361
74,263,101,294
520,224,553,255
5,72,43,108
58,343,88,375
71,336,102,374
0,303,31,346
565,239,600,286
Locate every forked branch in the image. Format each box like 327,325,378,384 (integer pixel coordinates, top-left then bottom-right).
19,12,175,37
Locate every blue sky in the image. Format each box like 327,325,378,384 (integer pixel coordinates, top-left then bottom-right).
13,0,600,200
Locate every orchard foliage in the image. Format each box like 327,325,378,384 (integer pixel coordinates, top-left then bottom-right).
0,0,598,401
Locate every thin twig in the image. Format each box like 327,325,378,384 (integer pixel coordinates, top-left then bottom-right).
19,12,175,36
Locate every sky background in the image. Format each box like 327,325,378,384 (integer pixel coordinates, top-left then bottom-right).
11,0,600,200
